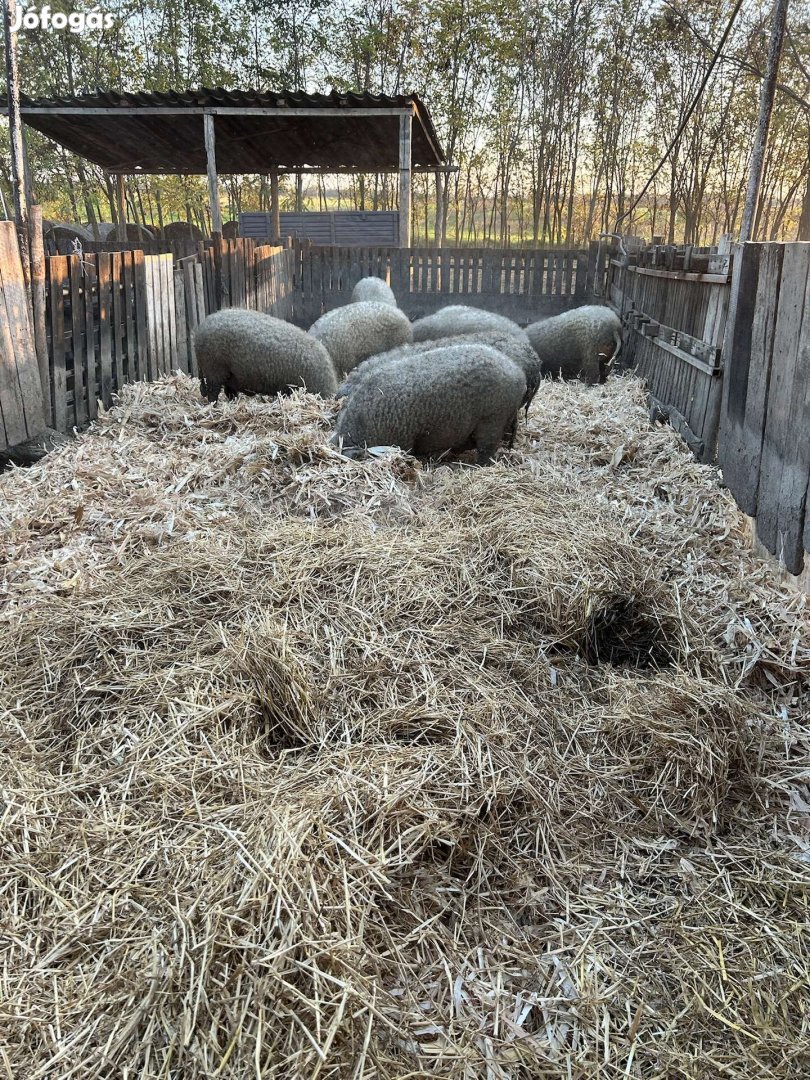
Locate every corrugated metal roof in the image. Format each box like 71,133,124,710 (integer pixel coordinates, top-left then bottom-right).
1,87,446,172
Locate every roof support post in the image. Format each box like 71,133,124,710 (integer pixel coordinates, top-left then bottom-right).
203,112,222,236
115,174,127,235
270,170,281,243
398,110,412,248
434,169,443,249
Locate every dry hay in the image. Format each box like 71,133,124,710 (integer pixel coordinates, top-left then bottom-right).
1,374,808,1079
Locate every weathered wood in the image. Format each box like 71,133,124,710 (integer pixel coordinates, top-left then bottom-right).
114,174,128,234
48,255,68,431
204,114,222,235
28,205,50,421
270,172,281,242
132,249,148,382
398,111,412,248
631,265,730,285
96,253,113,407
756,243,810,573
68,254,88,428
111,252,126,394
719,243,775,511
84,256,98,420
649,394,704,457
0,221,43,445
2,0,30,285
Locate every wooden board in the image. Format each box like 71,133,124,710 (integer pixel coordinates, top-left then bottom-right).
97,253,114,407
755,243,810,574
718,243,781,514
0,222,44,446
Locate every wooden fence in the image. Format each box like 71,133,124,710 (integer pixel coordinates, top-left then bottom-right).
607,248,732,462
41,241,296,431
6,220,810,582
718,242,810,576
293,243,605,326
0,221,45,450
607,238,810,579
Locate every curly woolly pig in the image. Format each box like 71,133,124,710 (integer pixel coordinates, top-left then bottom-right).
308,301,412,375
526,305,622,385
351,276,397,307
332,343,526,465
336,329,542,411
194,309,338,401
411,305,523,342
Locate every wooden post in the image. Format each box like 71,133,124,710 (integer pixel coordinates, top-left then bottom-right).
399,110,412,248
739,0,789,243
2,0,30,282
204,113,223,236
434,170,443,249
115,174,127,239
27,204,50,423
270,171,281,243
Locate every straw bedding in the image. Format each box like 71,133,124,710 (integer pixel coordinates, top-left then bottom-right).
1,374,808,1078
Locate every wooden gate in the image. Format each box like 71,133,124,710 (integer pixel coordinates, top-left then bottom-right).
608,250,731,461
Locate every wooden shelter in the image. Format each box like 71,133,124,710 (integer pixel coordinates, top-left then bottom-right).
1,88,448,247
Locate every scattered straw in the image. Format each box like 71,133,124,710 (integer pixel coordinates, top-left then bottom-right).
1,373,807,1078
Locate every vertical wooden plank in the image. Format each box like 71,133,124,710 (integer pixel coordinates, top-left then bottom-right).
755,242,810,573
0,237,31,444
174,269,188,373
159,254,170,374
69,255,88,428
83,255,98,421
121,251,135,387
718,243,769,512
111,252,126,394
132,249,148,382
48,255,68,432
143,255,157,381
28,206,51,424
574,249,587,300
97,252,114,407
699,277,731,462
166,255,178,372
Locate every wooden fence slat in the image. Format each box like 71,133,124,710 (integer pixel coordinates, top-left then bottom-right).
83,256,98,421
0,228,33,445
132,250,148,383
165,255,178,372
48,255,69,432
143,255,157,380
121,252,135,386
174,270,188,374
110,253,125,395
97,253,114,407
718,244,781,514
755,243,810,574
69,255,88,428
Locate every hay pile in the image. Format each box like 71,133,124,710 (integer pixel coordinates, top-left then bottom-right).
1,375,808,1078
